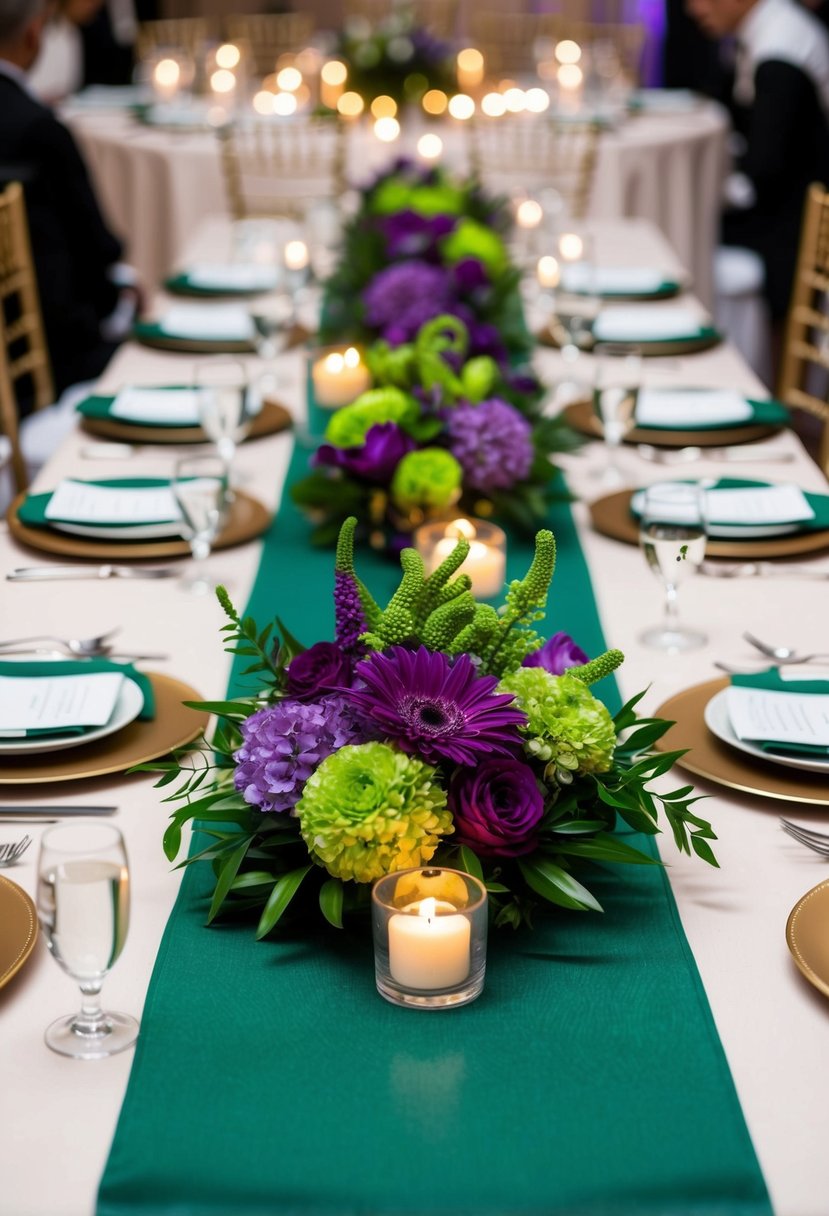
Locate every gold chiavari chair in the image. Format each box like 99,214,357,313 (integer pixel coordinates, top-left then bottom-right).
778,183,829,475
468,117,601,220
219,119,347,222
343,0,460,39
0,182,54,494
223,14,316,79
136,17,220,62
466,12,561,77
554,19,647,87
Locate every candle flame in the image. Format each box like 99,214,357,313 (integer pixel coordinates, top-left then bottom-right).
344,346,361,368
154,58,180,87
324,352,345,373
446,518,476,541
418,897,437,920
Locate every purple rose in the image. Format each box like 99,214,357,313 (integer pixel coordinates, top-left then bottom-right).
315,422,414,483
449,758,544,857
286,642,352,700
452,256,489,295
522,632,589,676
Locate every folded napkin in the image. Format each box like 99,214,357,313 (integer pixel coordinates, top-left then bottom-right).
593,306,716,344
0,658,154,738
729,668,829,757
561,266,680,298
18,478,180,532
631,478,829,534
166,265,279,296
78,388,202,428
135,304,255,347
635,389,789,431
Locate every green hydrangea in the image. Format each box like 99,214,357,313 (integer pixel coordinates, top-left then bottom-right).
369,177,465,217
440,219,508,279
324,388,418,448
296,742,452,883
390,448,462,512
498,668,617,776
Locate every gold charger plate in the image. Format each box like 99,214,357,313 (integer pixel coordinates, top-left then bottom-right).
8,489,272,562
589,489,829,559
0,876,38,989
0,672,209,784
80,398,293,446
537,326,722,357
654,678,829,806
786,881,829,999
563,399,781,449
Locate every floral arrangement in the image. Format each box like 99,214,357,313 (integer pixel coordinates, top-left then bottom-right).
319,160,531,362
293,313,580,546
152,520,717,940
335,11,456,108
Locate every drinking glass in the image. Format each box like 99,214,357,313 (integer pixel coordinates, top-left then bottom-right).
592,342,641,485
172,454,229,595
638,482,708,652
544,232,601,392
37,822,137,1059
195,357,259,471
250,292,295,361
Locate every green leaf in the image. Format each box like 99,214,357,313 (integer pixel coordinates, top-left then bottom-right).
230,870,278,891
182,699,252,719
556,834,661,866
319,878,344,928
458,845,484,881
518,859,603,912
255,866,312,940
690,836,720,867
206,840,250,924
548,818,608,835
275,616,306,661
162,822,182,861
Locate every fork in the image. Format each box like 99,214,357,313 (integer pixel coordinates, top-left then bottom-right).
744,631,829,665
0,628,119,656
0,836,32,866
780,819,829,856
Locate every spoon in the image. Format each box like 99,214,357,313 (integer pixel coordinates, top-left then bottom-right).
743,631,829,664
0,627,120,657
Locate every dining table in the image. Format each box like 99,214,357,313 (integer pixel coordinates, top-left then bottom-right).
1,212,829,1216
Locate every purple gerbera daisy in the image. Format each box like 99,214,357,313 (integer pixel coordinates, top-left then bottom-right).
346,645,526,765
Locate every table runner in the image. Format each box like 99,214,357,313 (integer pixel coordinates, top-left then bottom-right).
97,443,770,1216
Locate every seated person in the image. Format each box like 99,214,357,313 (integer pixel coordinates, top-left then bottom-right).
0,0,138,409
28,0,105,104
687,0,829,324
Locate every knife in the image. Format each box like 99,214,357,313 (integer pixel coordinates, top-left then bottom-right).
7,565,177,581
0,806,117,816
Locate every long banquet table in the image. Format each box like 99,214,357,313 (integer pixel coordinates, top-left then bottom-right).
2,215,829,1215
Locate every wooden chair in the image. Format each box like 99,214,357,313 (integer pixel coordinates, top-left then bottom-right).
554,19,647,87
0,182,54,494
466,12,562,77
343,0,459,39
219,118,346,222
223,14,315,79
778,183,829,475
136,17,219,62
468,117,601,220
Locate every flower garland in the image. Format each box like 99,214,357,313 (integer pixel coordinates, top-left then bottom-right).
151,521,717,940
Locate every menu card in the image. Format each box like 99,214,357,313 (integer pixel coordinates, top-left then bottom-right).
158,305,255,342
185,264,279,292
110,388,203,426
727,685,829,748
0,672,124,737
705,484,814,525
635,389,753,428
593,306,705,342
45,480,181,525
562,266,667,295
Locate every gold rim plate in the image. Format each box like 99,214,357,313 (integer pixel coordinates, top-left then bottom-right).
589,489,829,559
0,876,38,990
563,399,781,449
654,677,829,806
0,672,209,784
787,881,829,999
80,398,293,446
8,489,272,562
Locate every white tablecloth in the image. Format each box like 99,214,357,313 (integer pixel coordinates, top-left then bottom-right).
1,217,828,1216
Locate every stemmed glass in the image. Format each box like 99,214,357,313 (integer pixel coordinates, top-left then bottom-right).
552,231,601,362
195,357,259,474
638,482,708,652
37,822,138,1059
172,454,229,595
592,342,641,486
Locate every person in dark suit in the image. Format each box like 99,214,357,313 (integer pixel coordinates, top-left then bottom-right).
0,0,137,402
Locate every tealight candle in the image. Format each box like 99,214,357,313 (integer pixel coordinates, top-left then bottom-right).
284,239,309,272
152,57,181,102
415,517,507,600
537,254,561,290
388,898,471,990
311,346,371,408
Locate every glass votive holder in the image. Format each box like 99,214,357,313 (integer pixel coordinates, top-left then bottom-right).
413,516,507,600
308,344,372,410
372,867,488,1010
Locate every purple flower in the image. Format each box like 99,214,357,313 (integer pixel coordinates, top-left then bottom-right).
362,261,452,342
452,257,489,295
522,633,589,676
286,642,352,700
315,422,414,483
381,210,455,258
347,645,526,765
447,398,534,493
334,569,367,657
449,758,545,857
233,695,367,814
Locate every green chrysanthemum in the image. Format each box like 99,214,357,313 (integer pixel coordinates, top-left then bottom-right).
369,177,465,217
440,218,508,279
324,388,418,448
296,742,453,883
390,448,462,512
498,668,617,776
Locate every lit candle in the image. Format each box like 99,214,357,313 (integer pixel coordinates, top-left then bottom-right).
284,240,309,272
456,47,484,92
516,199,543,231
417,517,507,599
311,346,371,408
537,254,560,290
152,57,181,102
388,897,472,991
320,59,347,109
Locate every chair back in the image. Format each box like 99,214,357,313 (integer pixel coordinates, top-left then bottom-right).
136,17,219,61
223,14,315,79
219,118,346,222
554,19,646,87
778,182,829,474
343,0,459,38
468,117,600,220
0,182,54,493
466,12,561,76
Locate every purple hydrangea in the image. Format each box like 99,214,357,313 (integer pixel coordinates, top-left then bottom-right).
381,210,455,259
522,632,589,676
314,422,414,483
362,261,452,343
233,695,367,814
447,397,535,493
449,757,545,857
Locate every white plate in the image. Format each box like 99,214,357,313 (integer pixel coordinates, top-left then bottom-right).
629,488,801,538
50,520,182,540
704,688,829,774
0,678,144,756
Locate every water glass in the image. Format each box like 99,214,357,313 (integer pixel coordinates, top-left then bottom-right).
37,822,138,1059
250,292,295,361
172,454,229,595
553,231,601,360
592,343,641,485
195,357,259,470
638,482,707,652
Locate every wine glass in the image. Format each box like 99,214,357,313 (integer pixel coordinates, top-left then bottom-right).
638,482,708,652
195,358,259,472
592,343,641,485
37,822,137,1060
172,454,229,595
250,291,295,361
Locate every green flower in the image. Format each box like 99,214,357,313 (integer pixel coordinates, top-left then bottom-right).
498,669,617,776
460,355,499,403
369,177,465,217
440,218,508,279
296,741,453,883
324,388,418,448
390,448,462,512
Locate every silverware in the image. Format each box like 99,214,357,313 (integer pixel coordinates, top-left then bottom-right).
0,818,58,824
744,631,829,665
80,443,138,460
0,806,117,816
7,565,177,581
780,819,829,856
0,627,119,655
714,661,762,676
0,836,32,866
0,648,169,661
637,444,795,464
701,561,829,580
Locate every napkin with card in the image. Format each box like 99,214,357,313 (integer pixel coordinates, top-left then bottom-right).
630,478,829,538
134,304,256,347
728,668,829,757
560,265,682,298
592,305,718,345
634,388,789,431
166,264,279,296
78,387,204,428
0,659,154,738
17,478,183,539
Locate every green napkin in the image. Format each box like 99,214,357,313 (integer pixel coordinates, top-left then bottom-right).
641,397,790,432
730,667,829,756
77,390,194,428
133,320,255,350
17,478,176,532
164,273,263,298
631,478,829,533
0,658,155,737
593,323,721,346
602,278,682,300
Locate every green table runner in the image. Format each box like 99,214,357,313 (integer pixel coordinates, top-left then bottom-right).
98,441,769,1215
